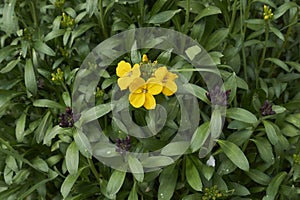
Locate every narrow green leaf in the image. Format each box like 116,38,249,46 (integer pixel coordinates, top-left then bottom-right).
79,103,112,125
252,137,274,163
15,113,26,143
263,120,278,145
190,122,210,152
61,172,81,199
0,58,20,73
141,156,174,168
186,157,202,191
35,111,52,143
263,172,287,200
246,169,271,185
128,181,138,200
66,141,79,175
265,58,289,72
229,182,250,196
218,140,249,171
149,9,181,24
193,6,221,24
183,83,210,104
33,99,65,109
32,157,49,173
106,170,126,197
128,155,144,182
158,165,178,200
73,129,92,158
33,41,55,56
44,29,65,42
226,108,257,124
24,59,37,95
269,26,285,41
273,2,298,19
210,109,222,138
161,141,190,156
205,28,229,51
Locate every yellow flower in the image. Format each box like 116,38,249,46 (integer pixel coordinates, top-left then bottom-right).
116,61,141,90
129,77,163,110
154,67,178,96
263,5,273,21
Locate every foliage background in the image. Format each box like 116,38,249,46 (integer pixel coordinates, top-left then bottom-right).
0,0,299,199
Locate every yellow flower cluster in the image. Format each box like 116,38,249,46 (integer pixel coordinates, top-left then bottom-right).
116,55,178,110
263,5,273,21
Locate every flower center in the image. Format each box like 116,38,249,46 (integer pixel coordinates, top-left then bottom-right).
127,71,133,77
142,88,147,93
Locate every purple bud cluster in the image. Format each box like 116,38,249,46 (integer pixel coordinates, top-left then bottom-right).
116,136,131,154
59,107,80,128
260,100,276,116
206,86,231,106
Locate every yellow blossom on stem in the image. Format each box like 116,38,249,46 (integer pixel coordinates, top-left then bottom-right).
154,66,178,96
129,77,162,110
263,5,273,21
116,60,141,90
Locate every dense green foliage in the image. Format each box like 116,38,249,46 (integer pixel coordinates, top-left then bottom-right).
0,0,299,199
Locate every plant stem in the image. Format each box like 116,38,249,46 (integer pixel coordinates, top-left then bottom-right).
256,21,269,87
88,157,102,180
183,0,190,34
99,0,108,39
228,0,238,34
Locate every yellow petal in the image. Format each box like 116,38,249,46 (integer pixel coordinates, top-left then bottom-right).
132,64,141,77
129,93,145,108
147,78,163,95
167,71,178,81
116,61,131,77
129,77,145,93
163,81,177,96
117,77,132,90
144,93,156,110
154,67,168,81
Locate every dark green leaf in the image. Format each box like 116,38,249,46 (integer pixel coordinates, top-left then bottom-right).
149,9,181,24
24,59,37,95
226,108,257,124
186,157,202,191
66,141,79,175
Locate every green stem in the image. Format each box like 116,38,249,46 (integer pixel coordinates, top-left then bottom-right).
88,157,102,180
241,0,251,82
256,21,269,87
183,0,190,34
99,0,108,39
228,0,238,34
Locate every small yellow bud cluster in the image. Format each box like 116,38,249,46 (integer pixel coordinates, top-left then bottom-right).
263,5,273,21
55,0,65,8
61,13,75,28
51,68,64,84
293,154,300,165
202,185,223,200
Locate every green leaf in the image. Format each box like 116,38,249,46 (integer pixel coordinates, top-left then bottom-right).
190,122,210,152
6,156,18,172
158,165,178,200
226,108,257,124
66,141,79,175
273,2,298,19
183,83,210,104
205,28,229,51
269,26,285,41
186,157,202,191
15,113,26,143
185,45,202,61
265,58,289,72
149,9,181,24
24,59,37,95
35,111,52,143
218,140,249,171
33,41,55,56
263,120,278,145
107,170,126,197
246,169,271,185
128,155,144,182
229,182,250,196
79,103,112,125
263,172,287,200
73,129,92,158
287,61,300,73
210,109,222,138
141,156,174,168
33,99,65,110
128,182,138,200
150,0,168,15
193,6,221,25
0,58,20,73
161,141,190,156
44,29,65,42
32,157,49,173
252,137,274,163
61,171,81,199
